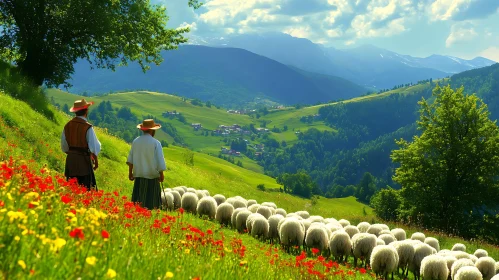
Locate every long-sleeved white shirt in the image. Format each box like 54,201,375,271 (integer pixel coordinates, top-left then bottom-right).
61,116,101,156
126,134,166,179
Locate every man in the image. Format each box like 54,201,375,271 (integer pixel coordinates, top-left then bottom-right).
61,99,101,190
127,119,166,209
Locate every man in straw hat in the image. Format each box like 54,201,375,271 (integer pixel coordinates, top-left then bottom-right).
61,99,101,190
126,119,166,209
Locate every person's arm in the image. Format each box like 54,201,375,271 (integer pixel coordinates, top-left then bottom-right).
155,141,166,182
127,146,134,181
87,127,101,170
61,130,69,154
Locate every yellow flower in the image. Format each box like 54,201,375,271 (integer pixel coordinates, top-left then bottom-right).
51,227,58,234
22,229,28,236
7,211,27,223
165,271,174,278
50,238,66,252
14,236,20,241
86,256,97,266
184,249,190,254
106,268,117,278
18,260,26,270
239,260,248,266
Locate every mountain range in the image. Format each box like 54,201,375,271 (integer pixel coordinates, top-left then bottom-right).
191,32,496,89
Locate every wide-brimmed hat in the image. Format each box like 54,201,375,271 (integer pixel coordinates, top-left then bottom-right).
137,119,162,130
70,99,94,112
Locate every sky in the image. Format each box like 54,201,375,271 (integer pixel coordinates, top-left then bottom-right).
153,0,499,61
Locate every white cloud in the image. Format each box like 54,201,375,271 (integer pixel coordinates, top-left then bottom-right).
430,0,470,21
480,46,499,62
445,22,478,47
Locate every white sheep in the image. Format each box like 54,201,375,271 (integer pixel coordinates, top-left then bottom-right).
451,251,474,261
261,202,277,209
279,218,305,252
250,215,269,240
180,192,199,213
370,245,399,280
247,199,257,206
302,219,312,233
352,233,377,268
474,249,488,258
247,203,260,213
490,275,499,280
424,237,440,252
443,256,458,277
410,243,435,280
379,229,393,236
451,258,475,280
246,213,263,233
173,187,185,196
170,190,181,210
420,255,449,280
196,196,217,219
233,199,247,209
329,230,351,262
377,239,386,246
295,211,310,219
235,210,253,233
452,243,467,252
391,228,406,241
256,205,273,219
201,189,210,196
454,266,483,280
391,240,415,277
179,186,188,192
496,261,499,274
379,233,397,245
475,257,496,280
268,214,284,243
275,208,287,216
470,255,478,264
344,225,360,238
411,232,426,243
215,202,234,226
357,222,371,233
186,187,196,193
213,194,226,206
308,215,325,224
367,224,384,236
338,219,350,227
305,224,329,253
161,191,174,211
231,207,246,228
196,190,206,200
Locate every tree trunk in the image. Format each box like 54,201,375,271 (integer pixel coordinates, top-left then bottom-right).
18,50,45,86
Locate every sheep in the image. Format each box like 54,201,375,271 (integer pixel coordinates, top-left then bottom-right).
410,243,435,280
491,275,499,280
425,237,440,252
247,199,257,206
352,233,377,268
379,224,390,230
325,218,338,224
357,222,371,233
474,249,488,259
256,205,273,219
452,243,467,252
338,219,350,228
302,219,312,233
161,191,174,211
308,215,325,224
250,215,269,240
180,192,199,213
279,218,305,253
367,224,384,237
179,186,188,192
379,229,393,236
232,199,247,209
391,240,415,277
231,207,246,228
411,232,426,243
235,210,253,233
201,189,210,196
420,255,449,280
496,262,499,274
246,213,263,233
186,187,196,193
305,224,329,253
470,255,478,264
173,187,185,196
196,196,217,219
475,257,496,280
275,208,287,216
344,225,360,238
261,202,277,209
170,190,181,210
370,245,399,280
454,266,483,280
295,211,310,219
196,190,206,200
451,259,475,280
164,188,172,192
215,202,234,226
378,239,387,246
268,214,284,243
213,194,226,206
325,223,343,236
247,204,260,213
379,233,397,245
391,228,407,241
329,230,352,263
443,256,458,276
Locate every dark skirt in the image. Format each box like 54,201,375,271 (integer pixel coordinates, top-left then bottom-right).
66,170,97,191
131,177,162,210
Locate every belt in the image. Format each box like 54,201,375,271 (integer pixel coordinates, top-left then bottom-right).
68,147,90,156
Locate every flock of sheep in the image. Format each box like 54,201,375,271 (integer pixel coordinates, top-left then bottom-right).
160,186,499,280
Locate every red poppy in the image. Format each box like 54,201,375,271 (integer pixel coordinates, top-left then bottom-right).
69,228,84,239
179,208,185,215
61,195,71,204
359,268,367,274
101,230,110,239
207,229,213,235
311,248,320,255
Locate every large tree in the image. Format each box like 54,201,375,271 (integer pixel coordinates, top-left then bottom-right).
0,0,201,87
391,84,499,237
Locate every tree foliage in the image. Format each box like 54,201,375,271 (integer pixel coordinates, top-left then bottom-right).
277,171,320,199
370,187,401,221
391,84,499,237
0,0,201,86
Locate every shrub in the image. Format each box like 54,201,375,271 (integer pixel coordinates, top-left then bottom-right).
370,187,401,221
257,184,265,191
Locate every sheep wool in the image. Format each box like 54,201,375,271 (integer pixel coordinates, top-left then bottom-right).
275,208,287,216
261,202,277,209
474,249,488,259
250,215,269,239
247,204,260,213
235,210,253,232
452,243,467,252
215,202,234,226
410,243,436,279
247,199,257,206
173,187,185,196
344,225,360,238
161,192,174,211
377,239,386,246
170,190,182,210
196,190,206,200
246,213,263,233
180,192,199,213
179,186,188,192
338,219,351,228
352,233,377,267
231,207,246,228
451,259,475,280
425,237,440,252
279,218,305,248
268,214,284,241
370,245,399,279
496,262,499,274
391,241,415,274
454,266,483,280
186,187,196,193
475,257,497,280
213,194,226,206
233,199,247,209
491,275,499,280
379,233,397,245
367,224,384,237
305,224,329,252
308,215,325,224
420,255,449,280
443,256,458,275
357,222,371,233
295,211,310,219
196,196,217,219
391,228,407,241
411,232,426,243
256,205,273,219
379,229,392,236
329,230,352,262
201,189,210,196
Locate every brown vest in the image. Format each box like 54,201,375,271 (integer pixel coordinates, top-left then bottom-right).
64,117,92,177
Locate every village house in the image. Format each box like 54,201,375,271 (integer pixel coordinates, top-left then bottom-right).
191,123,202,130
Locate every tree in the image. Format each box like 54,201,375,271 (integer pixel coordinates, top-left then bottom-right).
355,172,377,203
391,84,499,237
0,0,201,87
370,187,401,221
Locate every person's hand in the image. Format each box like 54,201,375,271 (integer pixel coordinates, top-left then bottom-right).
159,172,164,183
91,154,99,170
128,172,135,181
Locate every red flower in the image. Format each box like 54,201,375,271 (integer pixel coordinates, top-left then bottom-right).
69,228,84,239
179,208,184,215
61,195,71,204
125,213,133,219
311,248,320,255
359,268,367,274
207,229,213,235
0,200,4,207
101,230,110,239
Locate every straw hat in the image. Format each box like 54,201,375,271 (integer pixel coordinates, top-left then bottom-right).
137,119,162,130
70,99,94,112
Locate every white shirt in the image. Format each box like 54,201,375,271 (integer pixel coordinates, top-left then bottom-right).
61,116,101,156
126,134,166,179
